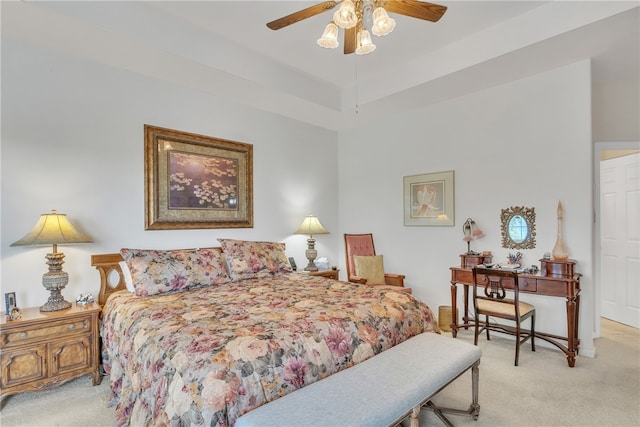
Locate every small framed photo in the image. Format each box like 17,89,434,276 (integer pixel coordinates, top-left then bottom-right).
5,292,16,313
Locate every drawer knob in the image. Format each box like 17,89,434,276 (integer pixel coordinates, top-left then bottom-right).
68,324,75,330
19,332,27,338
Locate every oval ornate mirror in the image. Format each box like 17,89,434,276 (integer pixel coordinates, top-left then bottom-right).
501,206,536,249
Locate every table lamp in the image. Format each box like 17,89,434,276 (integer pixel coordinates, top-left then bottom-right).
294,215,329,271
10,210,93,312
462,218,484,255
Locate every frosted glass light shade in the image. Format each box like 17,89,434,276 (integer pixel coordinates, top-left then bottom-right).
333,0,357,29
317,22,339,48
372,7,396,36
355,29,376,55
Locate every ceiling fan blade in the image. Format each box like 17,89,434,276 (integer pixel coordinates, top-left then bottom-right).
344,27,356,54
383,0,447,22
267,1,338,30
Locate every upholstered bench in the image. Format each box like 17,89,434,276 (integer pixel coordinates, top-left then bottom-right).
235,332,481,427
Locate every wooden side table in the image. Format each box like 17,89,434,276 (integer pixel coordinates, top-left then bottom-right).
306,269,340,280
0,302,101,399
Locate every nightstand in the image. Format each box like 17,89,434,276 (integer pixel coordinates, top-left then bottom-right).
0,302,101,398
307,269,340,280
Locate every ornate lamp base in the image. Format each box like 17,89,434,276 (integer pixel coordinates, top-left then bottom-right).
40,252,72,312
304,237,319,271
41,290,72,312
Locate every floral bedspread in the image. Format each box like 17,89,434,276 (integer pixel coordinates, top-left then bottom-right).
101,273,439,426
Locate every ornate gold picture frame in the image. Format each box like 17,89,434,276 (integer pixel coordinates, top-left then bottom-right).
145,125,253,230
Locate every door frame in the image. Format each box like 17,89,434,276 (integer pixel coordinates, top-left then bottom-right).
593,141,640,337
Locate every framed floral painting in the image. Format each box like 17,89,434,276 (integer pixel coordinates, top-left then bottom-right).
145,125,253,230
403,170,455,226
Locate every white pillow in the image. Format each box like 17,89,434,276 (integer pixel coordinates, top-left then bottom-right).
119,261,135,293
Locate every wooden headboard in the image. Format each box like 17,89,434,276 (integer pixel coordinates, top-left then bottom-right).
91,253,126,306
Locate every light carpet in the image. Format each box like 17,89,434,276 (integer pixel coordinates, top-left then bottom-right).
1,319,638,427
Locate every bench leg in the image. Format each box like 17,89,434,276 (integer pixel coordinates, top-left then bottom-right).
409,405,420,427
424,401,455,427
471,360,480,419
422,359,481,425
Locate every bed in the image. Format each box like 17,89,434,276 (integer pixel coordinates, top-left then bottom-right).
93,239,440,426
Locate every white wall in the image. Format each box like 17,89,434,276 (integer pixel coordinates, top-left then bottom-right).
593,81,640,142
0,38,341,308
338,61,596,356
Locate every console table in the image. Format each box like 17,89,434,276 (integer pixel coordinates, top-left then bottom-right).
449,259,581,367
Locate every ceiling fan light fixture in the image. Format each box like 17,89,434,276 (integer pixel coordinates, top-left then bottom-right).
317,22,339,49
333,0,358,29
266,0,447,56
355,28,376,55
371,7,396,36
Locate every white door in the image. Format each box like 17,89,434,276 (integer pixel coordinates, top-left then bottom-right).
600,153,640,328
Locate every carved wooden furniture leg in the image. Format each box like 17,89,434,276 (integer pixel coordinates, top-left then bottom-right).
566,295,577,367
450,281,458,337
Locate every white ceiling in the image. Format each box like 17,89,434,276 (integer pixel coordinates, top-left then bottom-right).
3,1,638,131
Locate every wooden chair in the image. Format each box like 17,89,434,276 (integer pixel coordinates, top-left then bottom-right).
344,233,410,293
472,267,535,366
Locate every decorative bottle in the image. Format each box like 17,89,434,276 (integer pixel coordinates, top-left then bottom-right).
552,201,569,260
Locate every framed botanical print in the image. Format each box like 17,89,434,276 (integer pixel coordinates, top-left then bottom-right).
145,125,253,230
403,170,455,226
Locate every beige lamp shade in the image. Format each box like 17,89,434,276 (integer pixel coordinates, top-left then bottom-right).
11,210,92,249
294,215,329,237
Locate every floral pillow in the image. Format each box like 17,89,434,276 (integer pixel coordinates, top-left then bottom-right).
218,239,292,281
190,248,232,288
120,248,231,296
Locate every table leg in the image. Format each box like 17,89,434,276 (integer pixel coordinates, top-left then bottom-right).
450,281,458,337
574,294,581,354
565,295,578,367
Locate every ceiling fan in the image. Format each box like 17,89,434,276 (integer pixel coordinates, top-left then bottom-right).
267,0,447,55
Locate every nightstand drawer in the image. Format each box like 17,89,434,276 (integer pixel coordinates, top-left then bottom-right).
1,317,92,348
